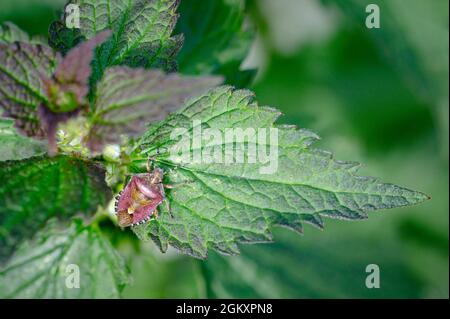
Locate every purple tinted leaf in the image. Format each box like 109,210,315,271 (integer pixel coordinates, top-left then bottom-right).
36,31,112,154
0,42,61,137
38,105,80,156
50,0,183,85
43,30,112,110
87,66,222,151
54,30,111,87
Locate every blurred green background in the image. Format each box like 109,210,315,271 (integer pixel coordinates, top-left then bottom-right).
1,0,448,298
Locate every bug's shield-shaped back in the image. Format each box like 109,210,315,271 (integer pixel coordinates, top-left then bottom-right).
115,173,164,227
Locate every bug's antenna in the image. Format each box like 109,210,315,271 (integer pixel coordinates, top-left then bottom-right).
146,148,162,172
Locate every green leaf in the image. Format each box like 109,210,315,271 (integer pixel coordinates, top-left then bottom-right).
0,41,60,136
0,22,46,44
202,228,424,298
87,66,222,149
50,0,183,83
0,155,112,262
0,219,130,298
43,30,112,113
0,117,46,161
176,0,255,87
132,86,429,259
48,21,84,56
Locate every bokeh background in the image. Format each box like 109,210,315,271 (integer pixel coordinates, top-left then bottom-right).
1,0,448,298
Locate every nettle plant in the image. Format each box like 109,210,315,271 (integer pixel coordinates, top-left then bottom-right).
0,0,429,298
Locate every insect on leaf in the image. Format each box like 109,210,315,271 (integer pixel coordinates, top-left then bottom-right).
132,86,430,259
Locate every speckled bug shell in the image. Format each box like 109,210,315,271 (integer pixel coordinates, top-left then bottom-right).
115,168,165,227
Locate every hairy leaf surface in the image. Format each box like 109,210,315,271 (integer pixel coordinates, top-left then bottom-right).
132,86,429,258
48,21,84,55
0,118,46,161
50,0,183,83
88,66,221,149
42,30,112,114
0,156,112,262
0,220,130,298
0,42,60,136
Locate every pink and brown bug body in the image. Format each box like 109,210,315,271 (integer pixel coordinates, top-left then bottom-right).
115,168,167,227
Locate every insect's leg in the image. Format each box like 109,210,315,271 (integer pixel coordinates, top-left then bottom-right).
146,148,165,172
149,156,155,172
164,180,194,189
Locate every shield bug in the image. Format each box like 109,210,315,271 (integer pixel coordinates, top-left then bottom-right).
115,167,171,227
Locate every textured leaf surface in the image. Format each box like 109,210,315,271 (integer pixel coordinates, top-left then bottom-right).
52,30,111,104
0,42,60,136
0,155,112,262
0,22,45,44
132,86,429,258
48,21,84,56
0,118,46,161
88,66,221,148
42,30,112,113
0,220,130,298
176,0,255,86
50,0,183,83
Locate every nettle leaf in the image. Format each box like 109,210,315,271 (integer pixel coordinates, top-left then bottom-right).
38,31,112,154
176,0,255,87
132,86,429,259
48,21,84,56
0,31,110,141
0,220,130,298
46,30,112,111
0,155,112,262
0,22,46,45
0,118,46,161
50,0,183,83
0,41,60,136
87,66,222,150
